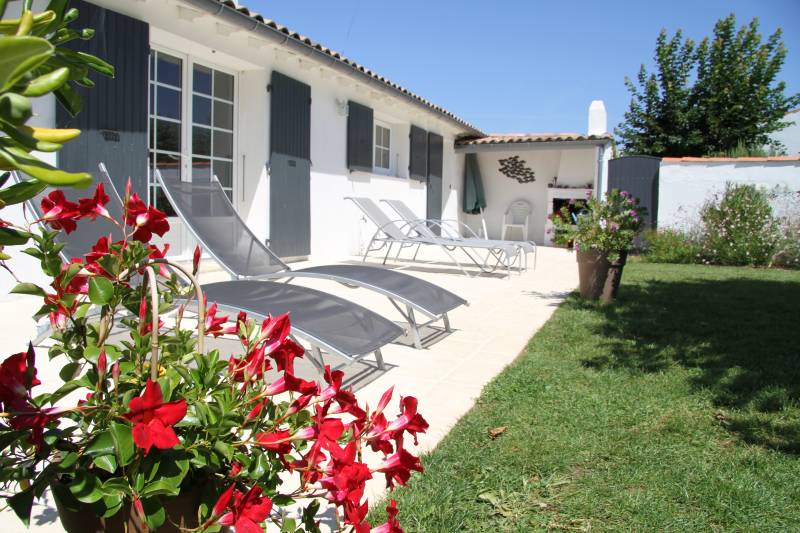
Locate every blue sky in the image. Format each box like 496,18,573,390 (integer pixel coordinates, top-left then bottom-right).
252,0,800,136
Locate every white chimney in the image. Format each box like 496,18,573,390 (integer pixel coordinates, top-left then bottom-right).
588,100,607,136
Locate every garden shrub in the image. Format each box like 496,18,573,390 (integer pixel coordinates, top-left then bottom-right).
640,228,702,264
698,183,779,266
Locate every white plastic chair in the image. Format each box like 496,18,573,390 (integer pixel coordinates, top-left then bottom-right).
501,199,532,241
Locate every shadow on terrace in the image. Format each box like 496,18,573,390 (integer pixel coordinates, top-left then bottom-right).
575,271,800,454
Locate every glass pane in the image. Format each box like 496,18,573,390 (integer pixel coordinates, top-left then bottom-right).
214,101,233,130
192,157,211,182
193,95,211,125
149,83,154,114
156,120,180,152
153,187,176,217
149,118,154,149
382,150,390,169
156,86,181,120
149,52,155,80
155,152,181,180
214,70,234,101
213,130,233,159
157,53,182,87
384,127,391,147
192,126,211,156
193,64,212,95
213,160,232,188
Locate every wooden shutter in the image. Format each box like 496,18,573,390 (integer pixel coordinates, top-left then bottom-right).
270,71,311,160
427,132,443,178
56,0,149,196
347,101,373,172
409,125,428,181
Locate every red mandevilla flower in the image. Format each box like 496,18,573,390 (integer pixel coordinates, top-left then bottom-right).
373,500,404,533
216,485,273,533
77,183,111,221
125,193,169,242
40,190,80,233
123,379,187,454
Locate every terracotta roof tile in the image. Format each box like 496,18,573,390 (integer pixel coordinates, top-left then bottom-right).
455,133,613,146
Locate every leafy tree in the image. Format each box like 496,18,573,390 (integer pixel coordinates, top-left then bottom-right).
617,14,800,157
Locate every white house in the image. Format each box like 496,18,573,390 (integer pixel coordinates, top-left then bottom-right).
12,0,610,271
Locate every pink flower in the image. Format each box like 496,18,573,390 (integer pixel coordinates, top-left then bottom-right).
77,184,110,221
217,485,273,533
40,190,80,233
125,193,169,242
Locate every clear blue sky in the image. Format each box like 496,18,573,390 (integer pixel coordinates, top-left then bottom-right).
252,0,800,135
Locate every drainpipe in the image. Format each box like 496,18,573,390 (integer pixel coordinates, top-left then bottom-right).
180,0,482,135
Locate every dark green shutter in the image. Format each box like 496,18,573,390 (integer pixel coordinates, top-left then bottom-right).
55,0,149,196
427,132,443,178
409,125,428,181
347,101,373,172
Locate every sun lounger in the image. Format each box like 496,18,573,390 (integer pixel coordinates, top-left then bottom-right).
346,196,521,278
381,198,537,270
153,169,466,349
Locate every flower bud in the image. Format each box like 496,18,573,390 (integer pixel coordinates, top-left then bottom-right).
97,351,107,379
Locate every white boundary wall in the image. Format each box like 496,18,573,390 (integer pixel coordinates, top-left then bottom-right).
658,158,800,229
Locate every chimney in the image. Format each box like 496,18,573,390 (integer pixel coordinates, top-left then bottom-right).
588,100,607,136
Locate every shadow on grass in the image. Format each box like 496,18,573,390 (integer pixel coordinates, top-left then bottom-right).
572,273,800,454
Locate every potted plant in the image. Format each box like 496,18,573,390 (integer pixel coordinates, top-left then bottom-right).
552,190,645,304
0,181,426,532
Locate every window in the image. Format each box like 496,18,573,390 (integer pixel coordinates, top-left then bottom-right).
148,49,237,215
191,65,235,200
148,50,183,216
374,123,391,171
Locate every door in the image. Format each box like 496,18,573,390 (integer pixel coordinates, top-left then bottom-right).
608,155,660,229
426,132,444,235
269,71,311,258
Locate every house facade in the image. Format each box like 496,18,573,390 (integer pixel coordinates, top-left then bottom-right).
21,0,611,263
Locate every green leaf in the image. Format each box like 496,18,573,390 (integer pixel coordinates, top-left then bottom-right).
0,226,31,245
109,421,135,466
85,430,115,457
0,36,54,92
21,66,69,96
101,477,131,497
0,178,45,205
141,497,165,530
7,489,34,527
10,282,45,296
58,361,80,381
140,478,181,498
282,517,297,532
93,454,117,474
88,276,114,305
69,470,104,503
0,144,91,187
53,79,80,117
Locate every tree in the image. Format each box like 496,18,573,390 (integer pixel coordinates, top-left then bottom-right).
616,14,800,157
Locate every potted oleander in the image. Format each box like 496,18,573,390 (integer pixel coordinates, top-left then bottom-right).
552,190,646,304
0,180,426,532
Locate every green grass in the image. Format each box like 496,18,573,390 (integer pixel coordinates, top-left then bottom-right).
370,263,800,532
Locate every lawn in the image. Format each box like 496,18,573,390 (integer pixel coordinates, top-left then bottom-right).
370,262,800,532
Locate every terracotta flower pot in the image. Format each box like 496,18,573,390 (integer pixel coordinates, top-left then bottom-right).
576,249,611,300
600,250,628,305
53,482,219,533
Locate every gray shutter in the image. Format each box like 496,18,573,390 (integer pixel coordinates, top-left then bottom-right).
270,71,311,160
347,101,373,172
409,125,428,181
56,0,149,196
428,132,443,178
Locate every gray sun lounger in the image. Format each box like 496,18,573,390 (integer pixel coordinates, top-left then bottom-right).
346,196,521,278
151,169,466,350
381,199,537,270
13,169,402,373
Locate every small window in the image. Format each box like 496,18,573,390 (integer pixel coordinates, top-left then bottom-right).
374,123,391,171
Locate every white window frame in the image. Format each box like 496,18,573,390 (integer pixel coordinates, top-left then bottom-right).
373,121,392,174
147,44,238,209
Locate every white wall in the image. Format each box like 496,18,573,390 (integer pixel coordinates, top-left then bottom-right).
658,159,800,229
465,146,599,244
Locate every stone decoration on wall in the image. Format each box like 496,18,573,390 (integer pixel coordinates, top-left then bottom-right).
498,155,536,183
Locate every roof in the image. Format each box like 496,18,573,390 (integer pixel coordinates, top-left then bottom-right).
662,156,800,163
203,0,484,134
455,132,613,146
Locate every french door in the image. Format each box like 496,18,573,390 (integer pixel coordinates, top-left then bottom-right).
147,47,237,256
